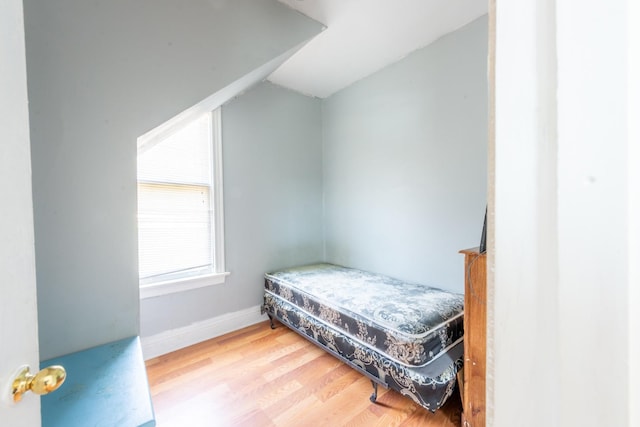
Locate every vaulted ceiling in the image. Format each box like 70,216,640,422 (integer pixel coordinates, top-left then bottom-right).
270,0,488,98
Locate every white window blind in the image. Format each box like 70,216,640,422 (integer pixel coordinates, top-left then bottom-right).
137,113,214,284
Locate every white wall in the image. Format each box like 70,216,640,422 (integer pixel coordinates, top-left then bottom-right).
140,82,324,337
23,0,322,360
556,1,628,425
629,1,640,423
490,0,560,424
491,0,632,425
322,16,488,292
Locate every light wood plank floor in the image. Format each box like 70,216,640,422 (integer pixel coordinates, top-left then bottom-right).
146,321,462,426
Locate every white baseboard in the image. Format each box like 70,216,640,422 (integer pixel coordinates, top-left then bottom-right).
141,305,267,360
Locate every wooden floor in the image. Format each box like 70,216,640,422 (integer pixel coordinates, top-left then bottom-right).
146,321,462,427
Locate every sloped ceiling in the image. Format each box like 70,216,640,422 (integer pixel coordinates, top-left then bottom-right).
270,0,488,98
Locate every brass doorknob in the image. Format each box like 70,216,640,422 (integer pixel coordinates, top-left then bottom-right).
11,365,66,403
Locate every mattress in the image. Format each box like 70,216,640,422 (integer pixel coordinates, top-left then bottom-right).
264,263,464,368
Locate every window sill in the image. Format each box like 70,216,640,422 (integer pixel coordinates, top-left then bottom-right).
139,272,230,299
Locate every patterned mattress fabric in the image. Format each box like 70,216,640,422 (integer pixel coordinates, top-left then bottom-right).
264,263,464,368
263,292,463,412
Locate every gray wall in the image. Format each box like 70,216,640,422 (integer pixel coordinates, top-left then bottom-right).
140,82,324,336
322,16,488,293
23,0,322,359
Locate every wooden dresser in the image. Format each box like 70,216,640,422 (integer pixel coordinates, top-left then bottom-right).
459,248,486,427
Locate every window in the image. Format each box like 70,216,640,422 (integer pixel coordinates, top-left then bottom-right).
137,108,226,298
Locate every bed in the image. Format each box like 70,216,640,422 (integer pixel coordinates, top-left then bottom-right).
261,263,464,412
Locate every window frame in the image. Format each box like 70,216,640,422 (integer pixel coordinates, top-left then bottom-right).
137,108,227,299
